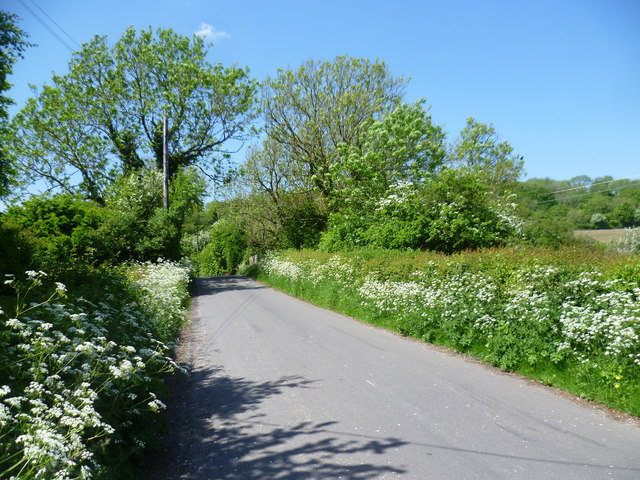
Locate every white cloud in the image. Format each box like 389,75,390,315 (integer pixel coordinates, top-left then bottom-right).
195,23,230,42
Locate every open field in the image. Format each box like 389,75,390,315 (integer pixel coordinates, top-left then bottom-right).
574,229,629,243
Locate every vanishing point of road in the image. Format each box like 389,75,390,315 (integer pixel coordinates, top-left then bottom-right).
147,276,640,479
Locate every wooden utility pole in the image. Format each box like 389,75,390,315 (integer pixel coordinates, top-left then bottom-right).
163,115,169,210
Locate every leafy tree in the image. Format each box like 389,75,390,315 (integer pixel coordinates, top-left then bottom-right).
0,11,31,197
610,201,636,227
260,55,407,201
11,26,257,202
582,194,613,218
566,208,589,228
3,194,103,270
321,169,523,253
569,175,592,188
513,180,557,212
330,100,445,211
449,118,524,192
231,141,320,250
590,212,609,229
198,219,247,276
98,167,205,262
239,56,407,250
318,100,446,251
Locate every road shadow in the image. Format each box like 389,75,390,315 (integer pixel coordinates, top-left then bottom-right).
194,276,265,297
144,366,407,479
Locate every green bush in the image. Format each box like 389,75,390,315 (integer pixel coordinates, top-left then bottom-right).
3,194,104,271
522,211,574,248
98,168,204,263
197,220,247,276
0,215,36,285
322,169,523,253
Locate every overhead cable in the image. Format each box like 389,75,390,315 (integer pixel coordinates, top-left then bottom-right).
17,0,76,53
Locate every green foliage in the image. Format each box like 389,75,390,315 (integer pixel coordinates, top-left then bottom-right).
0,215,36,286
590,212,609,229
198,220,247,276
237,140,329,250
522,211,574,248
449,118,524,192
0,11,31,197
10,26,257,202
98,167,205,263
416,169,523,252
329,100,445,211
4,194,104,271
321,169,523,253
515,176,640,241
610,201,636,227
3,167,205,271
279,192,327,249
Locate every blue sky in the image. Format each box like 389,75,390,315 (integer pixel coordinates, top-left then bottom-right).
5,0,640,182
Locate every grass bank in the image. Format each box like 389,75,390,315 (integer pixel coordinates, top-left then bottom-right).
248,247,640,417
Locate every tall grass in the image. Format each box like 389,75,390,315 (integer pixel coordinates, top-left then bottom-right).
252,247,640,417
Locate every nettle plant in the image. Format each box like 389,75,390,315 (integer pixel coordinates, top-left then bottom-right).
0,261,190,479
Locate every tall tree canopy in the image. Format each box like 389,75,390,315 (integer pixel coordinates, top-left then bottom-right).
11,26,257,202
258,55,407,200
330,100,446,210
449,118,524,192
0,11,31,197
236,56,408,249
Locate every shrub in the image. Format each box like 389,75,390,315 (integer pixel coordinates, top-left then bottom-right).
197,220,247,276
522,211,574,248
320,170,523,253
0,215,36,288
609,228,640,255
3,194,104,270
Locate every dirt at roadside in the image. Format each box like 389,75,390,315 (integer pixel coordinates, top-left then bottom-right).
140,314,198,479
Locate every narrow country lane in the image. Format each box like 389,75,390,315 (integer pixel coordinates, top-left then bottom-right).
145,276,640,479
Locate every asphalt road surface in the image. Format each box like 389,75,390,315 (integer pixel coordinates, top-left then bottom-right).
146,276,640,479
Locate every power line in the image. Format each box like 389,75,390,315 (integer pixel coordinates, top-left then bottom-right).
17,0,77,53
29,0,82,49
535,181,640,204
547,174,640,195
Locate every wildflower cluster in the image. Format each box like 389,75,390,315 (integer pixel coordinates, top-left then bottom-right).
127,259,192,345
259,251,640,412
261,254,304,282
0,261,191,479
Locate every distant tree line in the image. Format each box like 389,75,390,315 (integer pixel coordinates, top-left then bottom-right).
514,176,640,246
